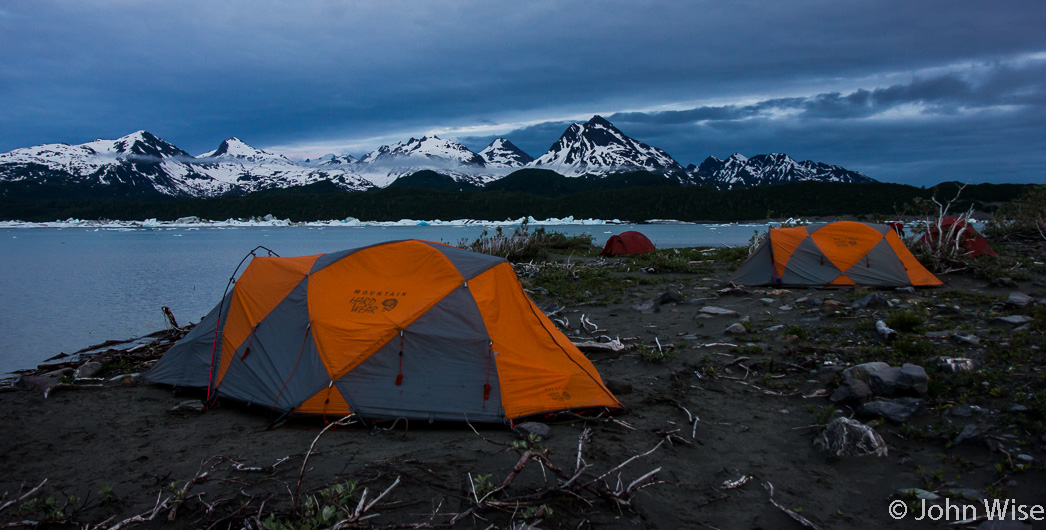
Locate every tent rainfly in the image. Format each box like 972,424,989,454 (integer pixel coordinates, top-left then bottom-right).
729,221,942,288
599,231,656,256
146,240,622,423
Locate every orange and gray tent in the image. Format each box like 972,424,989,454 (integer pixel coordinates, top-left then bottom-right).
146,240,622,423
729,222,942,288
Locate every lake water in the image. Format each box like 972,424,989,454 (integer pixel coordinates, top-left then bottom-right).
0,222,765,375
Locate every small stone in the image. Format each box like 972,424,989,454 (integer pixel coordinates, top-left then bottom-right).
119,374,137,387
942,488,984,501
898,488,940,500
514,422,552,440
814,417,888,457
604,379,633,395
948,405,974,417
829,377,873,405
924,330,952,339
764,324,786,333
759,298,775,304
875,320,897,341
699,306,739,317
1006,292,1033,308
994,315,1034,325
953,333,981,346
633,300,658,314
952,424,981,446
656,292,683,305
821,300,847,313
724,323,748,335
1016,454,1034,463
842,362,892,381
169,400,205,414
851,292,892,309
1010,404,1029,413
778,305,794,311
939,357,976,373
857,398,923,423
74,361,103,379
895,286,916,294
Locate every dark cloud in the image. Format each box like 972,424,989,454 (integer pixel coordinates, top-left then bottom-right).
0,0,1044,184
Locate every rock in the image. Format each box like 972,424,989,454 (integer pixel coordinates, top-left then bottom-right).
829,377,873,405
899,363,929,396
1006,292,1033,308
952,424,982,446
119,374,137,387
724,323,748,335
74,361,103,379
875,320,897,341
898,488,940,500
821,300,847,313
604,379,633,395
699,306,739,317
814,417,888,457
948,405,974,418
1010,404,1029,413
778,305,794,311
169,400,206,414
764,324,786,333
857,397,923,422
868,364,928,397
869,367,903,396
925,330,952,339
656,292,683,305
994,315,1034,325
852,292,892,309
16,374,63,396
942,488,984,501
633,300,658,314
842,362,891,381
953,333,981,346
895,286,916,294
939,357,976,373
514,422,552,440
759,298,775,304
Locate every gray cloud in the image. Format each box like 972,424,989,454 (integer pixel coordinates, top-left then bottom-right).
1,0,1044,185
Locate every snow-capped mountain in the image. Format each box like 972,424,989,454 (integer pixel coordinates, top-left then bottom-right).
478,138,534,168
692,153,875,190
530,115,692,182
0,132,374,198
198,137,294,165
302,154,357,168
0,116,876,200
355,135,495,188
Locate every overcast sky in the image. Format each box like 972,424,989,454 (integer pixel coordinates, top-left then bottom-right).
2,1,1043,186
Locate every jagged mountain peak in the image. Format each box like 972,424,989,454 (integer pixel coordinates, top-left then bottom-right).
478,138,534,168
694,151,874,190
530,115,691,182
199,137,292,165
92,130,189,159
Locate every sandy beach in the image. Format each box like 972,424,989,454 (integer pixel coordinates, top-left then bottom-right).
2,238,1044,529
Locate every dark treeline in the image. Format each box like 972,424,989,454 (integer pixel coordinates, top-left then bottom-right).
0,176,1031,223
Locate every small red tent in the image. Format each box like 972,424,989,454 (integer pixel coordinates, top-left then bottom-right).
599,231,656,256
920,218,996,257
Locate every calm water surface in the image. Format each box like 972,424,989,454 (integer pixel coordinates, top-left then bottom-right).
0,223,763,375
